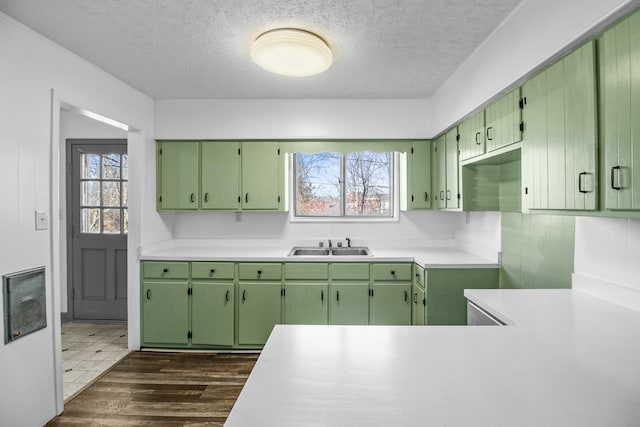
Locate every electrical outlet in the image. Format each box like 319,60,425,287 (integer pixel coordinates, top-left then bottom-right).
35,210,49,230
234,212,242,223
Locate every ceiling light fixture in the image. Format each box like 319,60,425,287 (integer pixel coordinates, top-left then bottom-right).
250,28,333,77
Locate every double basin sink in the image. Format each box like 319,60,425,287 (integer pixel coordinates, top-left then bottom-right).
288,246,373,257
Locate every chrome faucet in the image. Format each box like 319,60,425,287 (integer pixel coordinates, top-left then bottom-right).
345,237,351,248
328,239,332,249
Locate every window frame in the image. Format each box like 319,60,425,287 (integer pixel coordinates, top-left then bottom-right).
289,151,400,223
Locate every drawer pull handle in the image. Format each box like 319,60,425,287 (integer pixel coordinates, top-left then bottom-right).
475,131,482,145
424,192,429,202
440,190,444,200
190,193,195,203
321,290,324,302
225,290,230,302
578,172,589,193
146,289,151,300
245,193,249,203
446,190,451,200
242,290,246,302
404,290,409,302
204,192,209,203
336,290,340,302
413,293,418,304
611,166,622,190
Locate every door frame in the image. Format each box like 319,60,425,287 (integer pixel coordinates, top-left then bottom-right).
65,138,128,321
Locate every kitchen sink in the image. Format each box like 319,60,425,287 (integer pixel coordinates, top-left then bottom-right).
330,247,372,256
287,246,372,256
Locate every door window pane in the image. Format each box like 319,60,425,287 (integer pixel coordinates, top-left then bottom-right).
102,154,121,179
102,209,121,234
102,182,121,206
81,208,101,233
123,209,128,234
81,154,101,179
122,154,128,180
81,181,100,206
122,182,128,207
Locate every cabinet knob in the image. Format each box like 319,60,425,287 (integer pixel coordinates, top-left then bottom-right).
210,269,216,274
257,270,262,275
163,268,168,273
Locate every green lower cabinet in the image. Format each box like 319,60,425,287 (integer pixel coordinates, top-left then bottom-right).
141,280,189,346
238,282,282,346
426,269,499,325
329,282,370,325
370,283,412,325
284,283,328,325
411,283,426,326
191,282,235,346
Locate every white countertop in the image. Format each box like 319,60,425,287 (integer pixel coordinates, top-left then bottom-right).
225,289,640,426
140,239,499,269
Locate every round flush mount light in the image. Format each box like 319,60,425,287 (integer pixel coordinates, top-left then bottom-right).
250,28,333,77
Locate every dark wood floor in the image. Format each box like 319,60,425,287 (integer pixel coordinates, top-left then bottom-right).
47,351,258,426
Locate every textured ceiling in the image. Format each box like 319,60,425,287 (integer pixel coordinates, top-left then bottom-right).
0,0,522,99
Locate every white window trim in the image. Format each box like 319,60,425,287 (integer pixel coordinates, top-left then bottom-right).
288,153,400,223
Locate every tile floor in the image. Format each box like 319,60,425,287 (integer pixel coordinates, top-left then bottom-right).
61,322,130,400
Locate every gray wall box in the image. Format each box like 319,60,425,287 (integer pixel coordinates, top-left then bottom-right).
3,267,46,344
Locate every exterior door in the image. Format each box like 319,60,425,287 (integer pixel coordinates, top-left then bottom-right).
68,140,128,320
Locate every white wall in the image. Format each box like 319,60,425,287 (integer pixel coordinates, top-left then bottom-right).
58,110,127,314
430,0,640,135
454,212,502,262
0,12,157,426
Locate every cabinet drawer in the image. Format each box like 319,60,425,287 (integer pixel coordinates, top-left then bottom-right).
238,263,282,280
330,263,370,280
285,263,328,280
142,261,189,279
414,264,425,286
373,263,412,281
192,262,235,280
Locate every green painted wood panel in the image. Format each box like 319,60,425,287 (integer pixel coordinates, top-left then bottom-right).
600,10,640,210
370,283,411,325
372,263,412,281
500,212,575,289
459,110,486,161
485,88,522,152
191,282,234,346
141,280,189,345
284,283,328,325
201,141,240,210
330,263,370,280
426,269,498,325
432,135,447,209
237,282,282,345
285,263,328,280
412,282,426,326
191,262,235,280
414,264,425,286
546,59,567,210
329,282,370,325
142,261,189,279
410,140,432,209
238,263,282,281
241,141,281,210
445,127,460,208
157,141,200,210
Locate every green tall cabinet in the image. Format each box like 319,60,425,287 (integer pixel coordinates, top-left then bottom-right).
157,141,200,210
406,140,432,209
459,110,486,161
599,9,640,210
522,41,597,211
485,87,523,153
201,141,241,210
433,128,460,209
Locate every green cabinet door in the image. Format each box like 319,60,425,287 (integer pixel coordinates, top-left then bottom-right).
191,282,235,346
201,141,240,210
411,283,426,326
459,110,486,161
329,282,370,325
284,283,328,325
485,87,522,152
432,135,447,209
141,280,189,345
157,141,200,210
600,10,640,210
241,141,282,210
238,282,282,345
370,283,411,325
445,127,460,208
426,269,498,325
409,140,432,209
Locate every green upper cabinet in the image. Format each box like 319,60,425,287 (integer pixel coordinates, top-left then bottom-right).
522,41,597,211
201,141,241,210
405,140,432,209
157,141,200,210
600,10,640,210
445,128,460,209
459,110,486,161
241,141,283,210
432,134,447,209
485,87,523,152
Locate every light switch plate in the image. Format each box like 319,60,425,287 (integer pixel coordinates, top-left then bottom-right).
35,210,49,230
